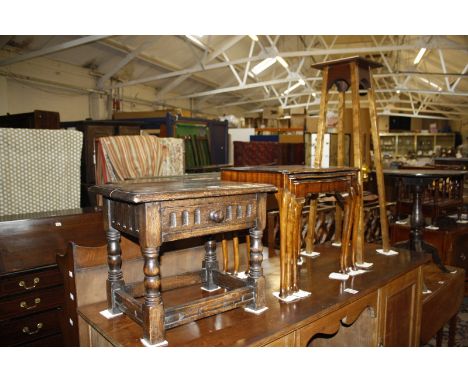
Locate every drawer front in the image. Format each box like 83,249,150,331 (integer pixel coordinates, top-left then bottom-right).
0,268,62,298
0,286,63,320
109,194,260,242
0,309,62,346
22,333,64,347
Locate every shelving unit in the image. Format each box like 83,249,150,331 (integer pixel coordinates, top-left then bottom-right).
379,133,455,158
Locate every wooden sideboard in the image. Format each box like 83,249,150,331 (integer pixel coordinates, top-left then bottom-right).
78,244,430,347
0,208,105,346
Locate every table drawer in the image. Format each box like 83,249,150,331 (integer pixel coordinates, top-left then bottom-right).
0,268,63,298
22,333,64,347
0,285,63,320
0,309,62,346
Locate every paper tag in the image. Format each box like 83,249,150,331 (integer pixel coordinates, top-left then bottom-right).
376,249,398,256
293,289,311,298
300,250,320,258
235,271,248,279
395,220,407,225
425,225,439,230
329,272,349,280
100,309,123,319
55,222,62,227
347,269,367,276
68,271,73,278
69,293,74,301
69,318,74,326
344,288,358,294
423,289,432,294
356,262,373,269
438,281,445,285
272,291,300,302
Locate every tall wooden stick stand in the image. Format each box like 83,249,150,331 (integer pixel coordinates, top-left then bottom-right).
305,56,393,263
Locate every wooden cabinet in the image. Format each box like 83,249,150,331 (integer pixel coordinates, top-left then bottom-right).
0,208,106,346
379,133,455,159
0,110,60,129
377,267,423,346
77,245,430,347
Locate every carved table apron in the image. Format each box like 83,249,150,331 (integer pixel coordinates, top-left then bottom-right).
90,178,276,346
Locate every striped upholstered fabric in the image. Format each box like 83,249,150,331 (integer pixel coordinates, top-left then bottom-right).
95,135,185,186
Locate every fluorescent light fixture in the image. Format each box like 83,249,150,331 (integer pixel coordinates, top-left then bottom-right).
418,77,442,91
248,35,258,42
396,89,401,94
312,92,317,97
283,79,306,95
413,48,427,65
276,56,288,69
185,35,205,48
251,57,276,75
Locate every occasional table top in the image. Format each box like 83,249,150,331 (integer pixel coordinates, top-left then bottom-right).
90,177,277,203
224,165,359,175
383,169,468,178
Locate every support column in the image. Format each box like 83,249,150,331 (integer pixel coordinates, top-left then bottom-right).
201,236,219,291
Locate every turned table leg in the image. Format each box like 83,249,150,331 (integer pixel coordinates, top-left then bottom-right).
104,199,124,315
202,236,219,291
105,227,124,314
246,228,266,311
141,246,165,345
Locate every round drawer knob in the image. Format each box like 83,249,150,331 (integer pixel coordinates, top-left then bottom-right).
209,210,224,223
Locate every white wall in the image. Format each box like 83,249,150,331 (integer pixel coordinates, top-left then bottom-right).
0,52,225,121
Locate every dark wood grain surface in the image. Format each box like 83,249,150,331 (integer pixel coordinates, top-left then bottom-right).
78,243,430,346
90,178,276,203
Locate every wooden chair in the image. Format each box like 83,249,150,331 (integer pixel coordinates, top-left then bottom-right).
57,237,142,346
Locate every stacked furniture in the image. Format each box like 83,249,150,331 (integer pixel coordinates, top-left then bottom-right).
233,141,304,166
0,110,60,130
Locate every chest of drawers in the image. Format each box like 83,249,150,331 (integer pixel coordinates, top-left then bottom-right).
0,208,106,346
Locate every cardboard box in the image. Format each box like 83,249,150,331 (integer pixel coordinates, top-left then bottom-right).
279,119,290,129
290,116,305,129
290,107,306,115
263,107,283,119
306,117,318,132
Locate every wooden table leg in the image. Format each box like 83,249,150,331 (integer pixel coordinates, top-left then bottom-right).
221,235,229,273
246,228,266,311
334,91,346,246
436,329,443,347
233,233,240,275
350,61,365,264
141,246,165,345
291,196,305,293
448,313,457,346
277,190,290,298
104,199,124,315
368,84,390,252
202,237,219,291
306,67,329,255
341,189,354,273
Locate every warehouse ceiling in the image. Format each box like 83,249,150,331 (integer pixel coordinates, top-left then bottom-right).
0,35,467,120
